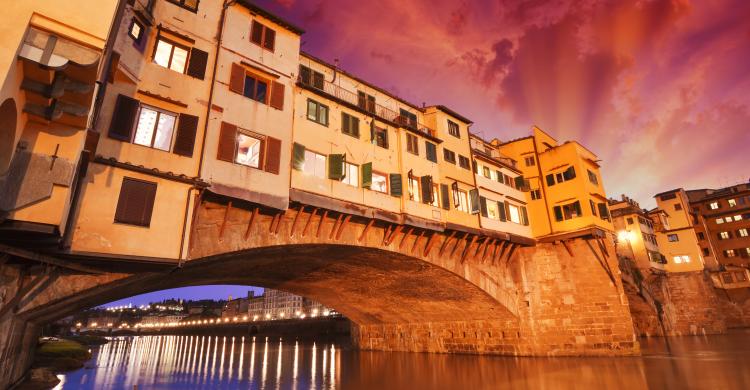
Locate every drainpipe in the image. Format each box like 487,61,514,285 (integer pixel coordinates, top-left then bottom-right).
60,0,128,250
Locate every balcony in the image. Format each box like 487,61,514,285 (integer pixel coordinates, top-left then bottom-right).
298,76,437,139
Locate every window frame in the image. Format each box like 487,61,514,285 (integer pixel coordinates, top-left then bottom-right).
455,189,470,213
447,120,460,138
408,175,420,201
443,149,456,164
166,0,200,13
302,149,327,178
132,104,178,152
234,130,265,169
152,36,190,74
370,171,389,194
306,99,329,126
524,156,535,167
128,18,144,43
341,112,360,138
242,73,270,104
406,133,419,155
458,155,470,170
373,126,389,149
341,162,359,187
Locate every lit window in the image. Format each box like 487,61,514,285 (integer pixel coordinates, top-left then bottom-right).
371,172,387,193
482,166,491,178
508,203,521,224
725,249,736,258
129,19,143,43
430,184,440,208
709,202,720,210
302,150,326,178
341,162,358,187
728,199,737,207
716,218,724,224
454,189,469,213
408,176,420,201
734,215,742,221
235,133,262,168
738,229,748,237
153,38,188,73
667,234,679,242
719,231,730,240
133,106,176,151
673,255,690,263
487,200,499,220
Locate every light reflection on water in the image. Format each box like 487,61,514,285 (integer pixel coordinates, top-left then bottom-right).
54,331,750,389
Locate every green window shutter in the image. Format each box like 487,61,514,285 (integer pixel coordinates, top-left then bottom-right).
362,162,373,188
479,196,488,217
469,189,480,214
554,206,563,221
328,154,345,180
440,184,450,210
292,143,306,171
390,173,403,197
498,201,506,221
420,175,433,203
521,206,529,225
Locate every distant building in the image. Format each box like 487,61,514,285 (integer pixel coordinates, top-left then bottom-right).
609,195,663,270
141,313,186,327
247,289,334,320
221,292,251,321
648,189,705,273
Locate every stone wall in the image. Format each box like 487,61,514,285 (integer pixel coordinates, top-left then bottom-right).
622,281,663,337
716,288,750,329
653,271,727,335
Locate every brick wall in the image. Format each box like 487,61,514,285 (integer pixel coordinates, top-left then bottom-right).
653,271,727,335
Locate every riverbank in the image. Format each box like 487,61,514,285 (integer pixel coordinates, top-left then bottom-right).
14,335,108,390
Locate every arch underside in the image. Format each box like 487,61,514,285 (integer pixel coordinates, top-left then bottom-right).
26,244,519,327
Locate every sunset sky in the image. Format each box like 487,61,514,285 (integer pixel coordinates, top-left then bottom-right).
258,0,749,209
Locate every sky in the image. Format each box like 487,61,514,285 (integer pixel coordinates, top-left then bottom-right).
102,285,264,308
255,0,750,209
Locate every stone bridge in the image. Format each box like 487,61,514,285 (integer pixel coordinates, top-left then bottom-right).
0,195,637,387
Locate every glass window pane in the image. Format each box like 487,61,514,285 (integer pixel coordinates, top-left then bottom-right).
235,134,261,167
170,46,188,72
255,80,267,103
509,204,521,223
153,112,176,151
130,22,141,39
319,105,328,125
244,77,256,99
487,201,498,219
372,173,387,193
303,150,315,175
133,107,158,146
307,101,317,121
153,40,173,68
315,154,326,178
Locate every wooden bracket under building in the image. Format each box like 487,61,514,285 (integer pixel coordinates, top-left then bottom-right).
335,215,351,240
289,205,306,237
451,232,469,258
461,235,478,264
358,219,374,243
505,243,518,264
219,202,232,239
585,239,616,286
423,233,437,257
411,230,424,255
301,207,318,237
244,207,258,240
316,210,328,238
329,214,343,240
399,227,414,251
0,244,102,274
560,239,574,257
439,231,456,256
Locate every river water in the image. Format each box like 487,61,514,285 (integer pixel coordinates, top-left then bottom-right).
53,330,750,389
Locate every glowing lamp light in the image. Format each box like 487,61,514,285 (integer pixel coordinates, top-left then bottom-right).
243,316,248,321
618,230,635,242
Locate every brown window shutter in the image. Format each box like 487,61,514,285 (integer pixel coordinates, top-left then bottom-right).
263,28,276,51
250,21,263,45
173,113,199,157
114,177,157,227
229,63,245,94
264,137,282,175
270,81,284,110
186,47,208,80
217,122,237,162
108,94,139,141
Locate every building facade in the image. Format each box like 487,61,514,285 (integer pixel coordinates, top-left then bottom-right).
247,288,333,321
649,189,706,273
609,195,663,271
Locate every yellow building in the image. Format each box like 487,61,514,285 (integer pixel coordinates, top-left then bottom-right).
498,126,612,239
648,189,705,272
608,195,663,271
0,0,120,243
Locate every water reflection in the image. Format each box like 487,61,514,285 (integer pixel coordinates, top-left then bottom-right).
55,331,750,389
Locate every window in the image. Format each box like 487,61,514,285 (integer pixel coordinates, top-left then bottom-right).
235,132,263,168
399,109,418,129
425,142,437,162
153,37,188,73
128,19,144,43
406,134,419,155
598,203,610,221
299,65,324,90
114,177,157,227
341,162,358,187
524,156,535,167
408,176,420,201
487,200,499,220
443,149,456,164
739,228,749,237
553,200,582,221
698,232,705,240
447,120,460,138
250,20,276,51
458,155,470,170
719,231,730,240
725,216,733,223
728,199,737,207
546,174,555,187
482,166,491,178
725,249,736,258
562,166,576,181
667,234,679,242
373,126,388,149
454,190,469,213
133,105,177,151
371,172,388,193
702,248,710,256
243,74,269,104
508,203,521,224
306,99,328,126
733,214,742,222
587,169,598,185
302,150,326,178
589,199,597,216
716,218,724,224
530,189,541,200
627,217,634,224
357,91,375,113
341,112,359,138
709,201,720,210
430,184,440,208
167,0,199,12
674,203,682,211
673,255,690,264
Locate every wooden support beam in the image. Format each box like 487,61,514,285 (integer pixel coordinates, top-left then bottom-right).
474,237,486,258
386,225,403,246
244,208,259,240
358,219,375,243
335,215,351,240
274,211,285,234
411,231,424,255
423,233,437,257
301,207,317,237
496,241,509,265
585,239,616,286
269,213,280,234
399,227,414,251
439,231,457,256
482,238,495,263
316,210,328,238
289,205,306,237
597,237,609,258
461,235,478,264
451,232,469,258
382,224,393,246
0,244,102,274
560,239,574,257
490,241,500,265
0,271,49,318
219,202,232,239
329,214,343,239
505,243,518,265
